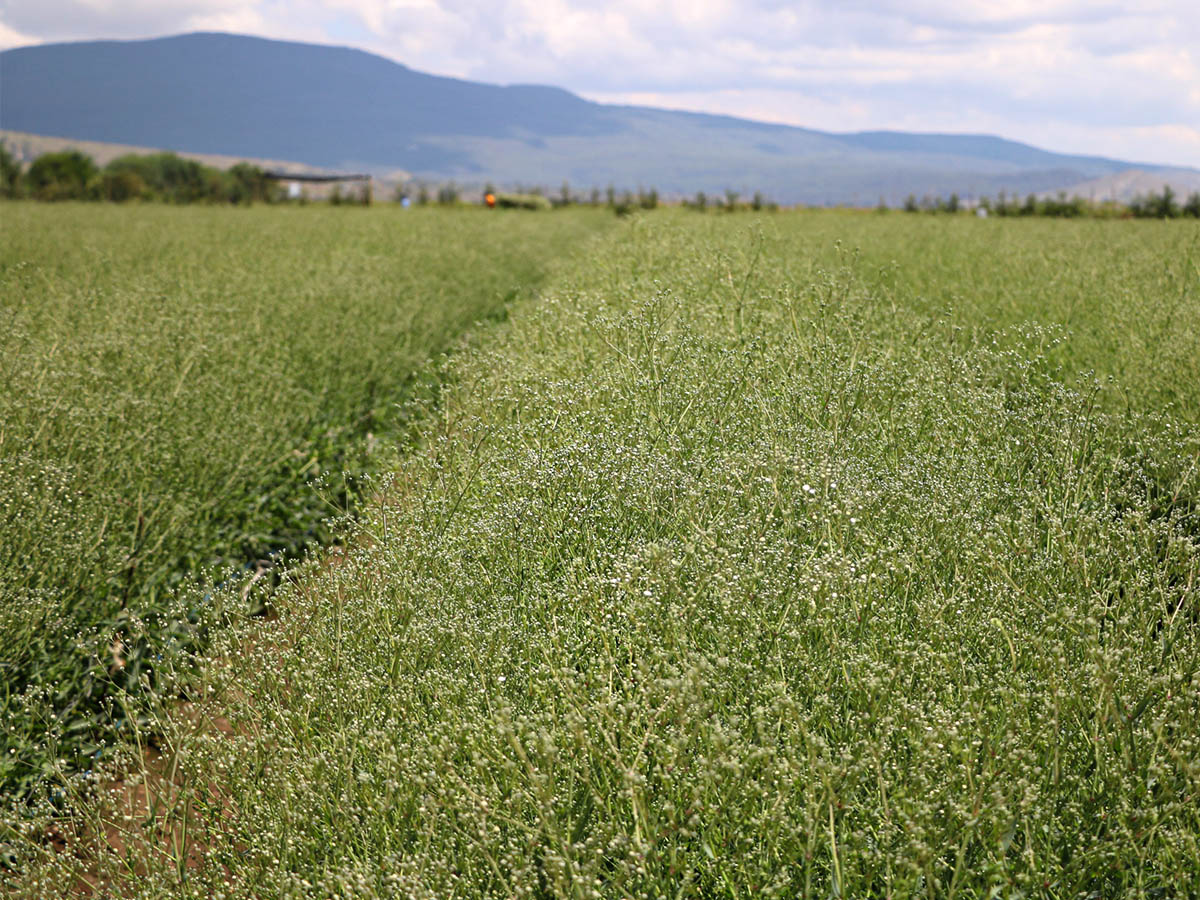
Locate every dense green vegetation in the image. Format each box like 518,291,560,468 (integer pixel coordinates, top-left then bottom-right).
0,145,281,204
0,204,610,802
900,186,1200,219
5,210,1200,897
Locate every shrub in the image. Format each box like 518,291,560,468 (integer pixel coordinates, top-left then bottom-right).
225,162,275,205
25,150,98,200
0,140,21,198
98,169,147,202
105,152,215,203
1136,185,1181,219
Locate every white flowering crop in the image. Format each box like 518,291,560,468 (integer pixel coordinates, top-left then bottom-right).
11,211,1199,899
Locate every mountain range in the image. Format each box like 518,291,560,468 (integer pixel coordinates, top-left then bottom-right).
1,32,1195,205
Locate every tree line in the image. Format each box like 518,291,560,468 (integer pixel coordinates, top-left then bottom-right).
0,144,279,204
5,141,1196,218
895,187,1200,219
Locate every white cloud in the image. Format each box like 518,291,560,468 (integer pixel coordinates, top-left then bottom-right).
1,0,1197,165
0,19,35,48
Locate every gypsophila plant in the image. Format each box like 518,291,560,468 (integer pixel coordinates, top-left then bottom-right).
5,210,1199,898
0,204,612,808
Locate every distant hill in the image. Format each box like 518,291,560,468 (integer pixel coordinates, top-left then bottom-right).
1040,169,1200,204
1,32,1193,204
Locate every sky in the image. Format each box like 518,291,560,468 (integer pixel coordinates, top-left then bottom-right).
2,0,1198,167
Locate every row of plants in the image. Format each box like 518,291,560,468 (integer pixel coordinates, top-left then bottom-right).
15,210,1197,896
0,204,612,807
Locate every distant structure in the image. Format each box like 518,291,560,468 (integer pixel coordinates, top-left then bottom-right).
263,170,371,184
263,170,371,200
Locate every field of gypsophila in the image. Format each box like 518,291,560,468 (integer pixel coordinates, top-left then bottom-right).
3,206,1199,898
0,204,611,801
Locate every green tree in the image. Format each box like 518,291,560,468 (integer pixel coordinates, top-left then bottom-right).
26,150,98,200
1146,185,1180,218
106,153,215,203
0,141,21,198
226,163,273,205
99,169,147,202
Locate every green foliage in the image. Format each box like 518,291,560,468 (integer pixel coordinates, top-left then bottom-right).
225,163,276,205
1131,186,1182,219
611,190,637,217
97,169,148,202
1038,191,1085,218
436,183,460,205
11,211,1198,896
0,141,21,198
0,205,612,805
105,152,216,204
24,150,98,200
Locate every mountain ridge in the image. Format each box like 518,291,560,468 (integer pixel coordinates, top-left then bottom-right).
2,31,1192,204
